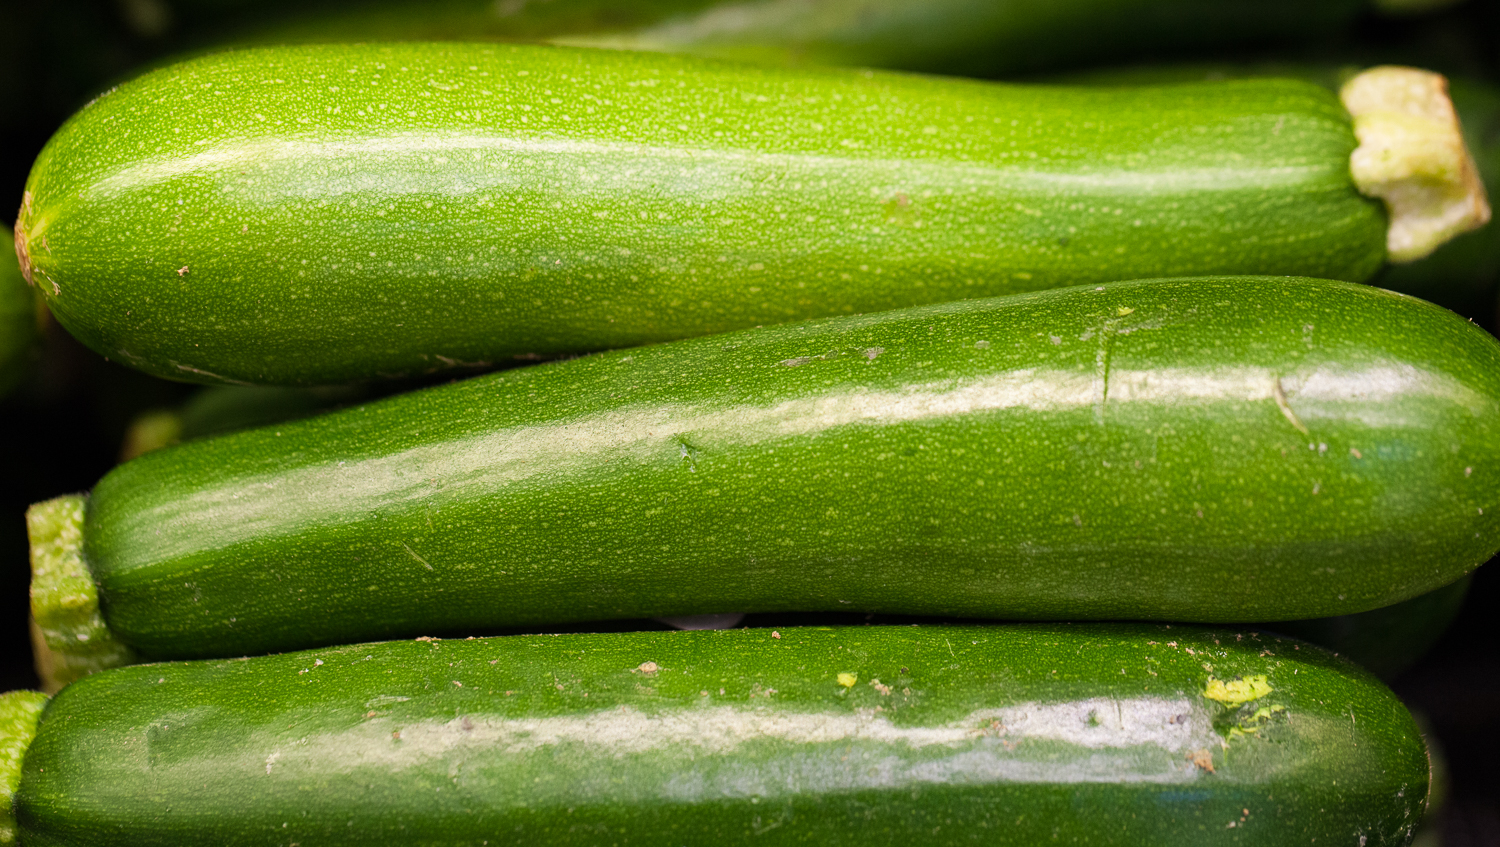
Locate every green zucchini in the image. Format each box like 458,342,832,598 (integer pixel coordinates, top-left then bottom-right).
1259,575,1471,681
20,43,1470,386
119,384,370,460
208,0,1378,77
27,276,1500,680
1050,63,1500,304
0,227,39,399
4,624,1431,846
193,0,1466,79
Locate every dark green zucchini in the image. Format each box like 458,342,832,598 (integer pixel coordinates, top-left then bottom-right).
5,625,1431,846
205,0,1381,78
27,276,1500,681
14,42,1424,386
119,384,369,460
1259,575,1471,681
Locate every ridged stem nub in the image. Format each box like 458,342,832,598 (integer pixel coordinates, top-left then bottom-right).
27,495,136,694
1342,66,1492,263
0,690,47,845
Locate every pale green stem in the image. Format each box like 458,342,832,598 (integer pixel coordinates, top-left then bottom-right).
0,690,48,845
1342,66,1492,263
27,495,136,694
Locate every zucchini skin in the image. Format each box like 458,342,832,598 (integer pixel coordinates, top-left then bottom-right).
1050,63,1500,303
1259,576,1471,681
18,43,1385,385
120,385,370,460
13,624,1430,847
77,276,1500,658
212,0,1365,79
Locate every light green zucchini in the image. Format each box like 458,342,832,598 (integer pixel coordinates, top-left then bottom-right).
19,42,1463,386
1050,62,1500,304
4,624,1431,846
25,276,1500,683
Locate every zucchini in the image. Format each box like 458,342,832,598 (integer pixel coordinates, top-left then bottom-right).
1051,63,1500,304
119,384,369,460
198,0,1463,79
1259,576,1471,681
19,44,1487,386
4,624,1431,846
27,276,1500,681
0,227,39,399
211,0,1375,77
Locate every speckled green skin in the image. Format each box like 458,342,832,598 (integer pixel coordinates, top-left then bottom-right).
0,228,37,398
1050,63,1500,302
70,276,1500,659
12,625,1429,847
17,43,1384,385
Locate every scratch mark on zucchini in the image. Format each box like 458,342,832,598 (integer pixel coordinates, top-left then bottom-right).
1272,377,1310,435
400,542,434,571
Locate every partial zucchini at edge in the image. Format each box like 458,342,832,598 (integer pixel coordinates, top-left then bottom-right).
0,691,47,846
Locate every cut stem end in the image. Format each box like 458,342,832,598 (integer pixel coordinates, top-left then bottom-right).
27,495,136,694
1342,66,1492,264
0,690,47,846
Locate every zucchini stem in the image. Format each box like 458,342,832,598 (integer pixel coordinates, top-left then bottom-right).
1342,66,1492,263
27,496,136,694
0,690,47,846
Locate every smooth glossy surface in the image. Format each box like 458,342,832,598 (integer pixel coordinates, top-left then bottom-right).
14,625,1429,846
18,43,1384,385
74,276,1500,658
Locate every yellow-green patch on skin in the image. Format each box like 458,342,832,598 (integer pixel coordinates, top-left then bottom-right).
27,496,136,693
1229,704,1288,739
0,690,48,845
837,673,857,688
1204,675,1274,706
